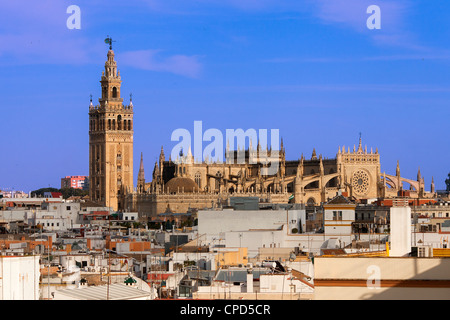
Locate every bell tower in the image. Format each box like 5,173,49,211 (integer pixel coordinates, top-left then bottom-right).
89,39,134,211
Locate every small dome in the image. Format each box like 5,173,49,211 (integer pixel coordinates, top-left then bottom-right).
165,177,199,193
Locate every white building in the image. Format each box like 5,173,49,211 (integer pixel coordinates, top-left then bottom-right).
34,202,81,231
0,202,81,231
323,194,356,235
198,205,306,244
0,255,40,300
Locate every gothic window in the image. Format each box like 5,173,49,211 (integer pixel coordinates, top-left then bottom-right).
117,115,122,130
215,172,222,191
306,197,316,206
112,87,118,98
195,172,201,188
351,170,370,195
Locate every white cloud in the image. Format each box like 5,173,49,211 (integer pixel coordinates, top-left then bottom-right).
119,49,203,78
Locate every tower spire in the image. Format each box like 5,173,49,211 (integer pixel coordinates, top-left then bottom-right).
357,132,363,153
137,152,145,188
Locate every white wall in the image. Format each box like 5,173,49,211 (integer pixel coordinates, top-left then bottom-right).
390,206,412,257
225,229,285,258
259,274,313,294
324,208,355,235
0,255,40,300
198,209,305,243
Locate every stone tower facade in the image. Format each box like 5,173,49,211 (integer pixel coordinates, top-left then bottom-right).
89,48,134,211
336,137,381,200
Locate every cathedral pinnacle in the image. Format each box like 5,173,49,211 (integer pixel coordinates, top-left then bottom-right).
357,133,363,154
138,152,145,181
311,148,317,160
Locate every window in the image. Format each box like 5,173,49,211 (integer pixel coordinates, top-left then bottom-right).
195,172,201,188
66,206,71,210
215,172,222,190
333,211,343,221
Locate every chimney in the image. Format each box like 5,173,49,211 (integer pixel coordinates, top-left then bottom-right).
389,199,411,257
246,268,253,293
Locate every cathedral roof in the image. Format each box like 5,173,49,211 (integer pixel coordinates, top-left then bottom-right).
165,177,199,193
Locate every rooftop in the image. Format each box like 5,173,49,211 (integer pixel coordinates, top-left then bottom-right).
54,283,151,300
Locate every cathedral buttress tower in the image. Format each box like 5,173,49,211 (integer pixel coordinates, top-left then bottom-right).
89,46,134,211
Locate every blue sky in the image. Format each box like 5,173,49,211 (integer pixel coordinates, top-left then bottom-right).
0,0,449,192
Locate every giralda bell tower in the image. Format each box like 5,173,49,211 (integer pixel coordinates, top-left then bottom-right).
89,38,134,211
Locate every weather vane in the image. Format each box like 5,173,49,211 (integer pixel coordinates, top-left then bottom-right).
104,36,116,50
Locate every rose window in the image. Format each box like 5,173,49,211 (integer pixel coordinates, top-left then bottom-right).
351,170,370,195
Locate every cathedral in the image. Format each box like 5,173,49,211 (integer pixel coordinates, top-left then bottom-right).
89,46,436,215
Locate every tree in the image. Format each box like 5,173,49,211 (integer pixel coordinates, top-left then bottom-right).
446,173,450,192
30,187,88,199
